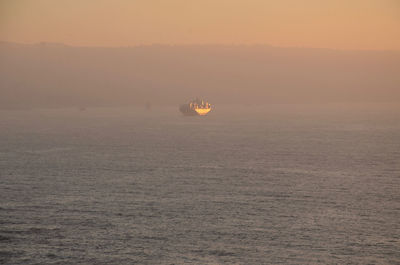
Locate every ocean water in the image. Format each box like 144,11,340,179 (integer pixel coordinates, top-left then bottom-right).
0,105,399,264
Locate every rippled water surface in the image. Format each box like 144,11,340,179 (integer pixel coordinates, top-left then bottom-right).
1,105,399,264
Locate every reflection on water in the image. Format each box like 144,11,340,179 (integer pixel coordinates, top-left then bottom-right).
0,105,399,264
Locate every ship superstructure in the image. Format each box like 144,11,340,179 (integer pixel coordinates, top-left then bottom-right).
179,98,211,116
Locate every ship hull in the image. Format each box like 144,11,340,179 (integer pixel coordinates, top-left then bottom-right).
180,104,211,116
194,108,211,116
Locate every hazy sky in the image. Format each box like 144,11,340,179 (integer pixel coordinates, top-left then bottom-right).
1,0,399,50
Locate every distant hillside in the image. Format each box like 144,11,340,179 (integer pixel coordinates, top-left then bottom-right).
1,42,399,108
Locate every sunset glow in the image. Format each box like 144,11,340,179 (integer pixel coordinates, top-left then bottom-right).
1,0,399,50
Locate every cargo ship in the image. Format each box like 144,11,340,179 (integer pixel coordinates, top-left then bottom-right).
180,98,211,116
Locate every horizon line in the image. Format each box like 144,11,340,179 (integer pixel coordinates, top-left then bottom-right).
1,40,399,52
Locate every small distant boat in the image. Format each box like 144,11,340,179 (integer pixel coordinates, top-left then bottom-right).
180,98,211,116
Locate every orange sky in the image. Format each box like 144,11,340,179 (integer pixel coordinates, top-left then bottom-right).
1,0,399,50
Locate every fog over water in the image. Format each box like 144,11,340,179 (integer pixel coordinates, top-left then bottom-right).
2,1,400,264
0,105,399,264
1,42,400,108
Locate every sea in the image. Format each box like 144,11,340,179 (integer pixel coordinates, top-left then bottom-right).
1,104,399,264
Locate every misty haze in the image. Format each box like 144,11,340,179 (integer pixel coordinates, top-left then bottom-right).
1,42,399,108
1,0,400,264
